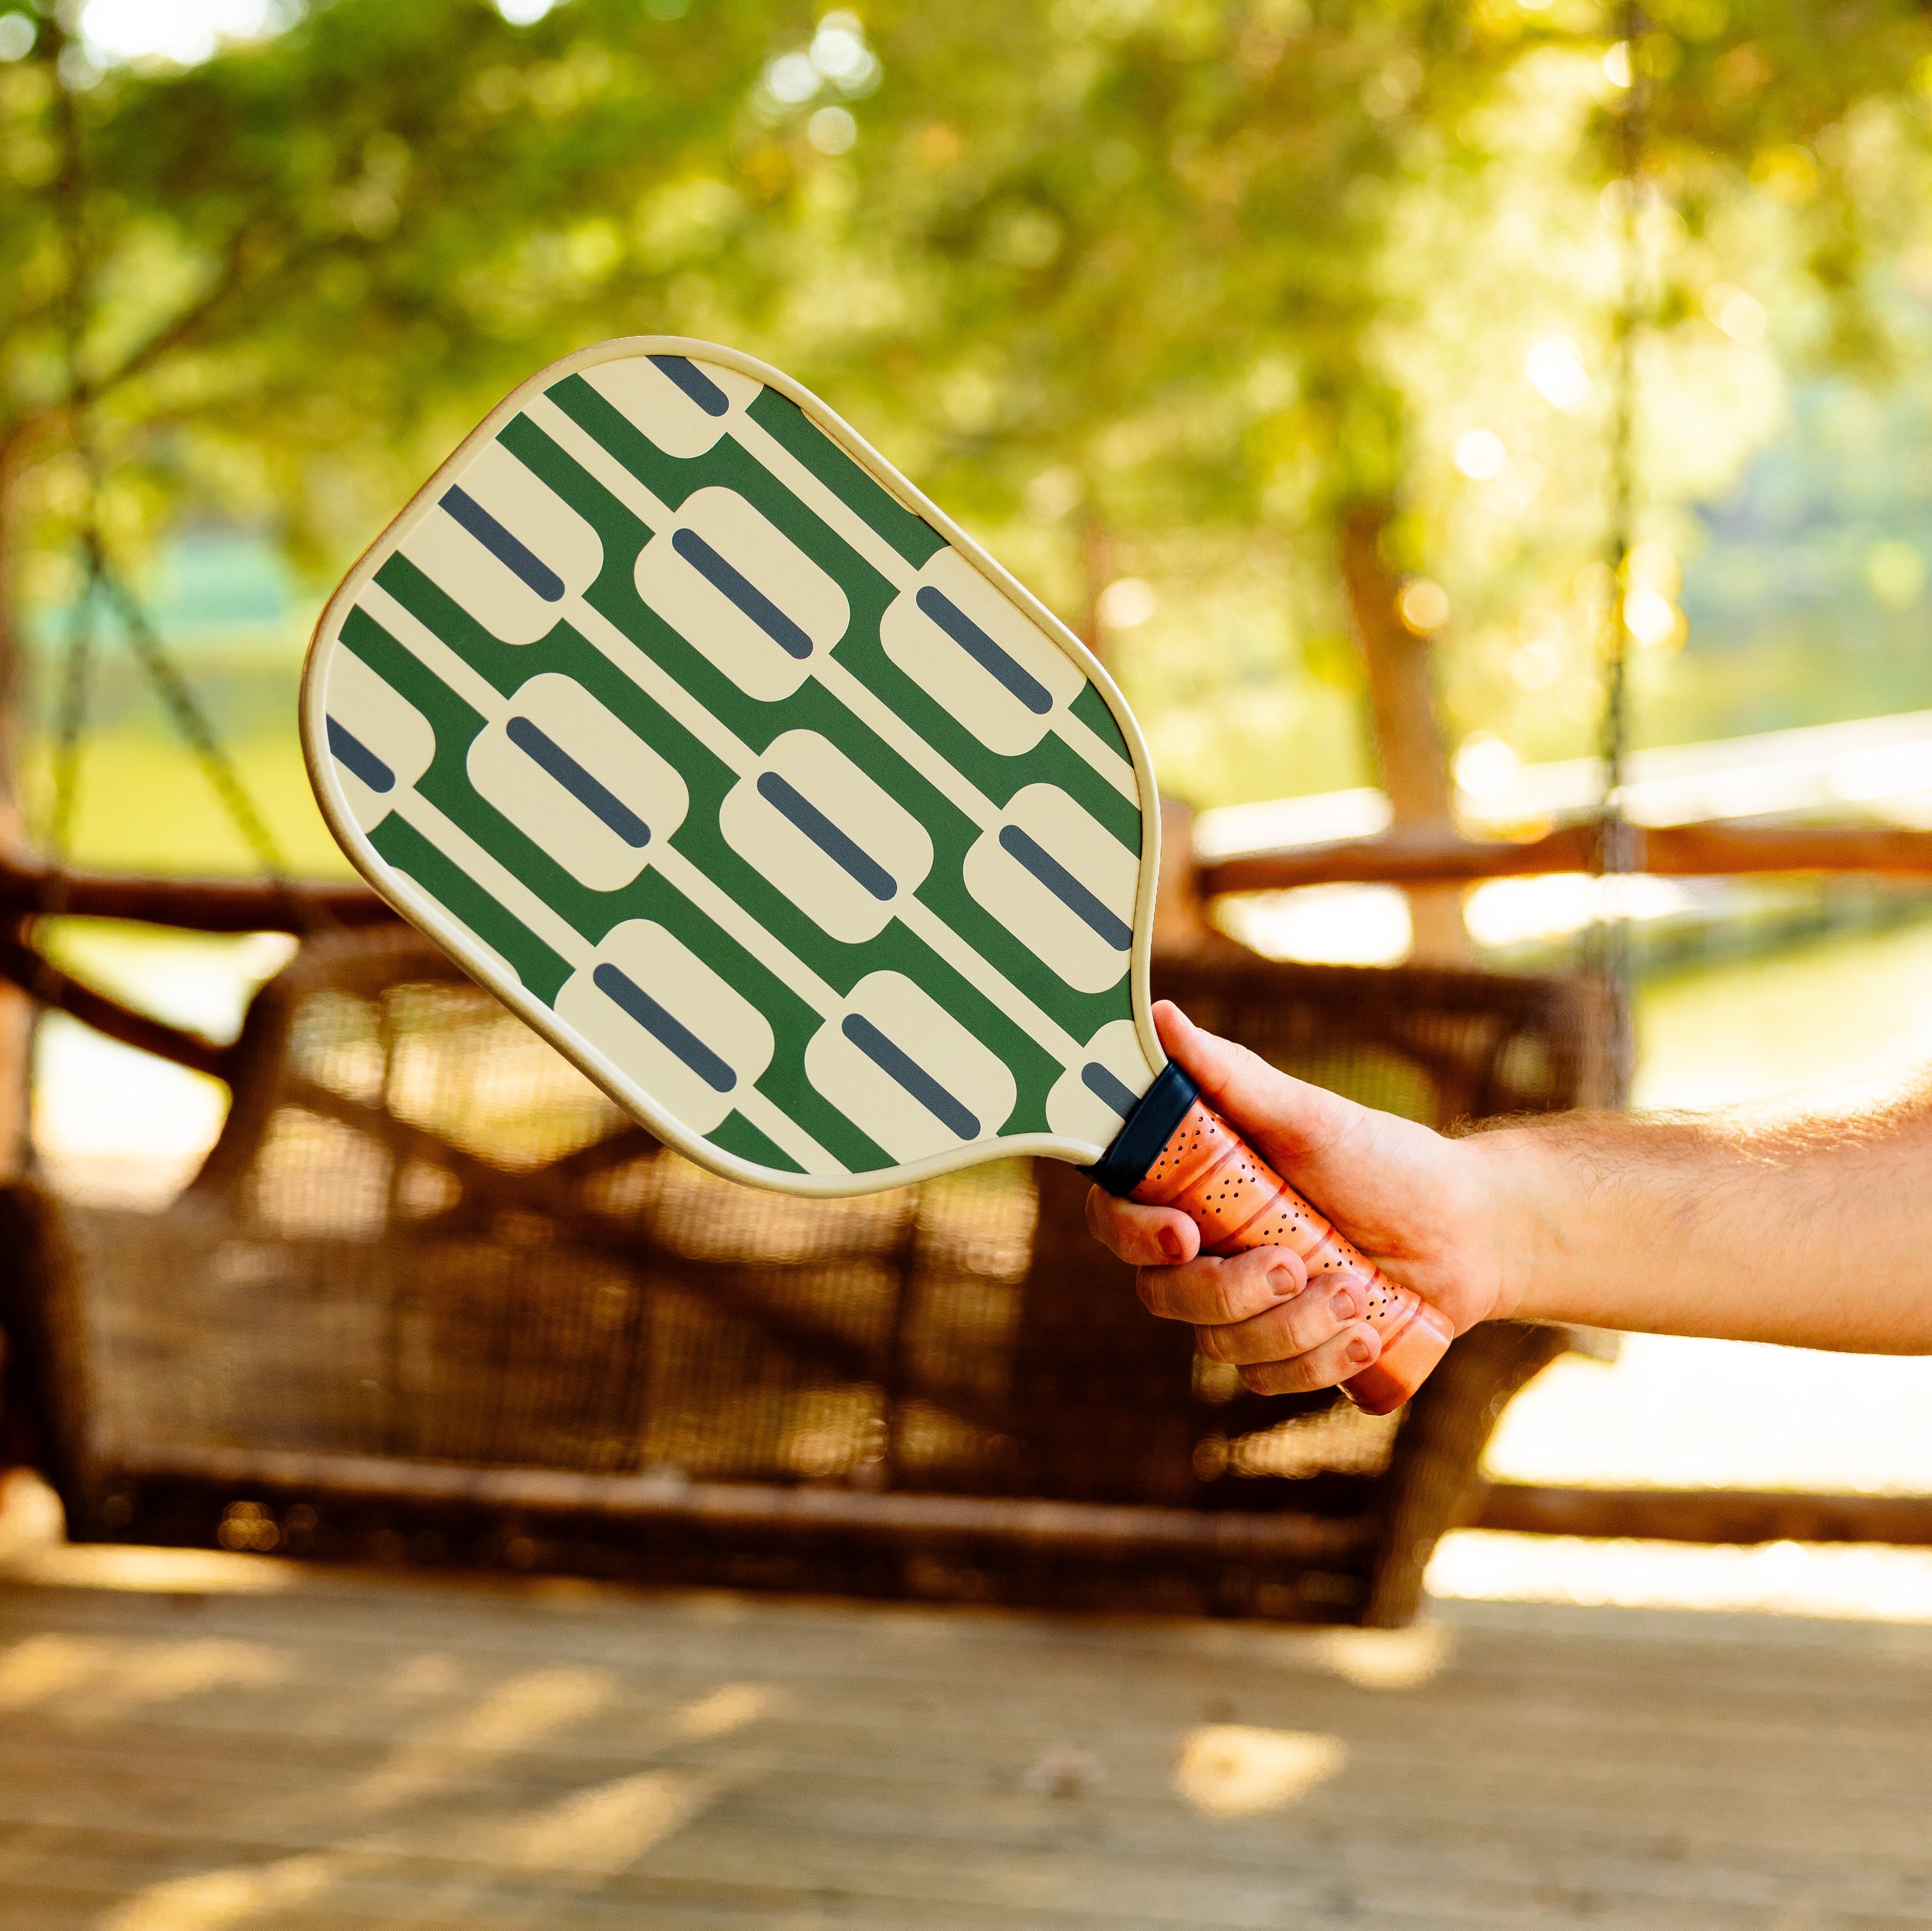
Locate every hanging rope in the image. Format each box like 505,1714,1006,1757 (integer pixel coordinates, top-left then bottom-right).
94,548,294,886
43,546,100,876
2,23,311,1173
34,8,314,922
28,36,97,940
33,426,309,926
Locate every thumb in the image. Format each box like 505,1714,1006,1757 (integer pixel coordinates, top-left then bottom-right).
1152,1000,1368,1168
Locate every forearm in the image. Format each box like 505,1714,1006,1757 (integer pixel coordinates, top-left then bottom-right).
1479,1090,1932,1353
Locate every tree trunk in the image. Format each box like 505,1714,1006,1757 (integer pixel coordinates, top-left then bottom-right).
0,433,37,1179
1338,502,1472,965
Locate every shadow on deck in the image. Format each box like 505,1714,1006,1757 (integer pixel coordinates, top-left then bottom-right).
0,1531,1926,1930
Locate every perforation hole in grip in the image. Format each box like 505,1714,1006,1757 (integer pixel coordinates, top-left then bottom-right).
1132,1103,1418,1335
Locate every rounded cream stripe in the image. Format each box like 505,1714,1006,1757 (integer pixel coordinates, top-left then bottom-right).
381,783,840,1172
522,356,1153,992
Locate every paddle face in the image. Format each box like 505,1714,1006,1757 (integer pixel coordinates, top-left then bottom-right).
302,338,1165,1196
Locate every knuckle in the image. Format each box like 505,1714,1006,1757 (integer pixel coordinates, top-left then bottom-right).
1215,1252,1279,1323
1221,1304,1295,1367
1239,1358,1312,1396
1284,1294,1341,1354
1343,1321,1382,1368
1210,1279,1251,1326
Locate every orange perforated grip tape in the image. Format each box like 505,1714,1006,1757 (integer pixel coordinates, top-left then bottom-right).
1129,1098,1453,1415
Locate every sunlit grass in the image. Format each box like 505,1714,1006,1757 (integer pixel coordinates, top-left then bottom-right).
1429,1531,1932,1623
1634,913,1932,1110
1487,1333,1932,1496
21,728,350,878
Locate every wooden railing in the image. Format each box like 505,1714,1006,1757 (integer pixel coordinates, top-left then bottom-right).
0,852,389,933
12,813,1932,1083
0,852,395,1080
1201,820,1932,895
1471,1481,1932,1547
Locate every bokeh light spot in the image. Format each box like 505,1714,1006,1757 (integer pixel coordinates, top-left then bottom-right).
1453,429,1506,480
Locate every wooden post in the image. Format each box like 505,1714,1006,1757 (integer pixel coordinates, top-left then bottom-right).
0,433,36,1180
0,1183,94,1525
1361,1322,1570,1628
1338,503,1472,966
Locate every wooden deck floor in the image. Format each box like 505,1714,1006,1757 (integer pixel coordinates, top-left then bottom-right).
0,1550,1928,1930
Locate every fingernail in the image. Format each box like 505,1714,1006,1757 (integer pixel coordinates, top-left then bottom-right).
1330,1287,1361,1321
1269,1264,1299,1298
1158,1227,1186,1264
1346,1337,1373,1366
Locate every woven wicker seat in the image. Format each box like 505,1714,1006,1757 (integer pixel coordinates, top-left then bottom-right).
3,928,1611,1625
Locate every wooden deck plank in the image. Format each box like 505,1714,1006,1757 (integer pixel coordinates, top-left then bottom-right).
1,1825,1908,1931
9,1584,1928,1759
1,1565,1929,1929
0,1837,1915,1931
1,1705,1928,1862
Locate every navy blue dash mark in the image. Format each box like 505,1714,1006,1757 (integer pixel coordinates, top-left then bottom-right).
672,527,812,660
649,354,730,417
757,771,894,901
998,825,1132,950
841,1014,980,1140
915,587,1052,715
1080,1061,1140,1120
326,717,395,794
593,963,735,1093
440,486,566,602
507,715,650,848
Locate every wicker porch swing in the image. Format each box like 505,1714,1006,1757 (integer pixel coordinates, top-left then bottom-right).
5,896,1609,1627
0,522,1617,1627
0,84,1649,1629
0,558,1615,1627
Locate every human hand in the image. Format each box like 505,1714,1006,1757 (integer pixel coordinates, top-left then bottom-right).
1085,1001,1516,1395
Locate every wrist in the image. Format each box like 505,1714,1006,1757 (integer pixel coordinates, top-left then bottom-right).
1459,1125,1550,1324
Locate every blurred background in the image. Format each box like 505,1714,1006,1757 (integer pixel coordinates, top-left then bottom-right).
8,0,1932,1611
10,6,1932,1924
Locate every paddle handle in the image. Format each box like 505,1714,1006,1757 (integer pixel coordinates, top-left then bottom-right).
1129,1099,1453,1416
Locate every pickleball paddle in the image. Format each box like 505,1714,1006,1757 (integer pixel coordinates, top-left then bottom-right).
299,337,1452,1414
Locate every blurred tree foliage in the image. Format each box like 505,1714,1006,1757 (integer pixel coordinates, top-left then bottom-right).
4,0,1932,879
0,0,781,827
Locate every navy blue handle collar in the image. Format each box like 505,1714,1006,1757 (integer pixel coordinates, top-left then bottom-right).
1081,1058,1200,1196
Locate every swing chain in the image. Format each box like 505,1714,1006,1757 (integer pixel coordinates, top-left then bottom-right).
39,29,305,913
1586,0,1648,1105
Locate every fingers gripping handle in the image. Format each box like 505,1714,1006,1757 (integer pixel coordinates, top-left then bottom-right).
1128,1099,1454,1416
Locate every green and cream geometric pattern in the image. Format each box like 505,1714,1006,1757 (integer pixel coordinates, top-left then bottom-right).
303,340,1162,1196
